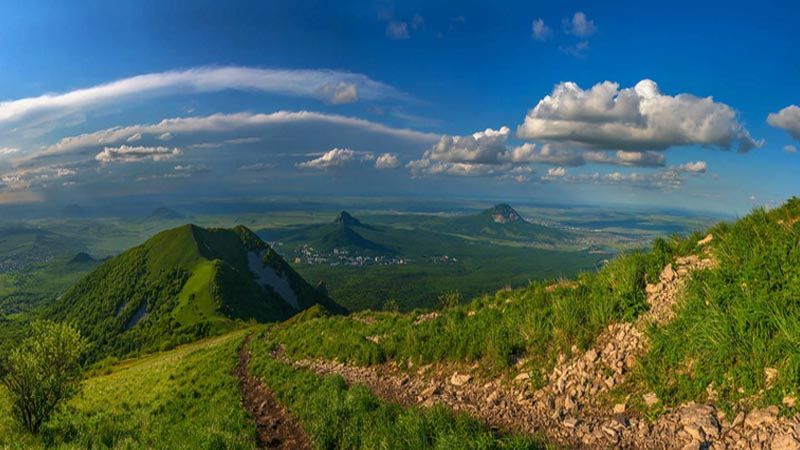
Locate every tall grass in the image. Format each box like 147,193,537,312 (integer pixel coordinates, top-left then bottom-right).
0,331,255,449
248,332,547,450
637,199,800,411
273,238,689,381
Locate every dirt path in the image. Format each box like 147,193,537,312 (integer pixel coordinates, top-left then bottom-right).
285,243,800,449
236,337,311,450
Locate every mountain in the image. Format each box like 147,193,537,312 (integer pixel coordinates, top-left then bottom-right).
68,252,96,264
48,224,344,360
443,203,572,245
147,206,184,220
265,211,394,255
333,211,364,227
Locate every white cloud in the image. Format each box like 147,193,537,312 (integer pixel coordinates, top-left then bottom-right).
767,105,800,140
503,144,664,168
0,147,19,156
563,12,596,37
677,161,707,173
545,167,567,178
0,66,405,129
36,110,438,158
517,79,759,152
297,148,361,170
532,18,551,41
421,127,511,164
237,162,275,172
375,153,400,169
785,144,797,154
173,164,208,174
386,21,409,39
95,145,182,164
126,133,142,142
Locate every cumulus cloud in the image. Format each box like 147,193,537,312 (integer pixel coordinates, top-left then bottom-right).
544,167,567,179
563,12,596,37
532,18,551,41
296,148,370,170
767,105,800,140
517,79,759,152
422,127,511,164
785,144,797,154
677,161,707,173
375,153,401,169
95,145,182,164
386,21,409,39
503,144,664,168
0,66,406,130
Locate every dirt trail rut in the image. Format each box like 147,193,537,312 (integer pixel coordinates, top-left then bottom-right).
286,240,800,449
236,337,311,450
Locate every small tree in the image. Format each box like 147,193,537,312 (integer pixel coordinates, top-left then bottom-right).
2,321,87,433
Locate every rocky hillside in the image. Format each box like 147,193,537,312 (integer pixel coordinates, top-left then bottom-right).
260,198,800,449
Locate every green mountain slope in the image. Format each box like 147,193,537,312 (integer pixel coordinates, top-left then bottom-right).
439,203,572,245
48,224,344,359
269,211,395,254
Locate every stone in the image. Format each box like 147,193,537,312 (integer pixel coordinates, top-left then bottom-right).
450,373,472,386
420,385,441,398
745,406,779,428
771,433,800,450
643,392,660,407
563,418,578,428
661,263,676,282
585,349,599,362
782,395,796,408
765,367,779,388
514,372,530,382
613,403,626,414
564,396,576,410
698,233,714,246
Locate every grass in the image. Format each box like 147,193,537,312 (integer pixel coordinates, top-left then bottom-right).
0,330,255,449
248,329,549,450
635,198,800,413
271,238,689,381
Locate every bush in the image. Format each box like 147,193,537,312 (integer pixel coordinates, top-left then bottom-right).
2,321,87,433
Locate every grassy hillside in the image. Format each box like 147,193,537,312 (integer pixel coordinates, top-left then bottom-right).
267,198,800,416
0,331,255,449
47,224,342,360
247,329,547,449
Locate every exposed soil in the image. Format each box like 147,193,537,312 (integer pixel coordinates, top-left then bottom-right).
283,238,800,449
236,337,311,450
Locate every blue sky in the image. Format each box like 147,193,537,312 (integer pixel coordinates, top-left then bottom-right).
0,0,798,214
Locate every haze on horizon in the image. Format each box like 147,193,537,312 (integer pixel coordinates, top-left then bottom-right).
0,0,799,215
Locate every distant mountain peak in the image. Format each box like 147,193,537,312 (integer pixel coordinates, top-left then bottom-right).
68,252,96,264
333,211,363,227
487,203,525,224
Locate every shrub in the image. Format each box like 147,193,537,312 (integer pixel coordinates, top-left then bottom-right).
437,291,463,310
2,321,88,433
